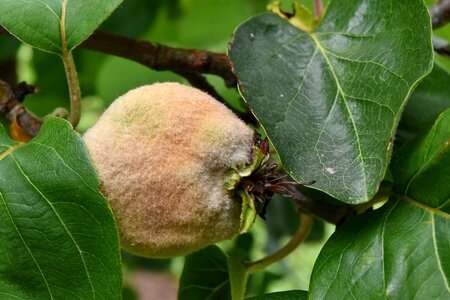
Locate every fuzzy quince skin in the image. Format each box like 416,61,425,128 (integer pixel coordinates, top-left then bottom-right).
83,82,254,258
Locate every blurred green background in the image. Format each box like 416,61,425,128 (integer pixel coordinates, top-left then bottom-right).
1,0,449,299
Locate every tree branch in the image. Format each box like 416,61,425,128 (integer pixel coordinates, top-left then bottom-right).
174,71,258,125
0,27,240,103
0,79,42,137
81,31,237,88
433,36,450,58
430,0,450,29
0,28,236,87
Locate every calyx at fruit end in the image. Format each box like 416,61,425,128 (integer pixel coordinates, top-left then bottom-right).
224,142,271,233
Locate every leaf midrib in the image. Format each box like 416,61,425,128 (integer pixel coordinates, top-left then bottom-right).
60,0,68,54
309,33,369,200
0,143,23,161
402,196,450,219
431,213,450,293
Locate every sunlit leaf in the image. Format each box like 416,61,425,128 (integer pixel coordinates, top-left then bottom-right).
0,0,123,54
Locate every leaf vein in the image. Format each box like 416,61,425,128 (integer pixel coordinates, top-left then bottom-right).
431,213,450,293
36,0,61,21
324,50,409,87
311,33,368,199
33,141,98,194
10,154,96,298
0,143,23,161
285,48,319,113
313,90,340,173
380,200,399,298
402,196,450,219
0,191,53,299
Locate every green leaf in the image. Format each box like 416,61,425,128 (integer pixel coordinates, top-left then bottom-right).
0,0,123,54
0,118,121,299
229,0,433,203
0,123,14,151
178,245,231,300
246,290,308,300
309,199,450,299
392,108,450,213
398,64,450,142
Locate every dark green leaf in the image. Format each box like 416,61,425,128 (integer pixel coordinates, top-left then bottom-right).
398,64,450,142
0,0,123,54
392,108,450,213
314,100,450,298
178,245,231,300
309,200,450,299
229,0,433,203
246,290,308,300
0,35,19,61
0,118,121,299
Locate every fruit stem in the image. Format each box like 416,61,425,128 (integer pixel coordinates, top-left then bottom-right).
62,51,81,128
245,213,313,274
60,0,81,128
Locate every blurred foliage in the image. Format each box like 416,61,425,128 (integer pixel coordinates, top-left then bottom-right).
122,251,172,272
0,34,19,61
427,0,450,72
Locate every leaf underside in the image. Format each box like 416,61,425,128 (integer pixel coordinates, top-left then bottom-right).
229,0,433,203
0,118,121,299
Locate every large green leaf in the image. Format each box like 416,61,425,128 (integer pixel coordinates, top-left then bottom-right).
310,109,450,299
246,290,308,300
0,118,121,299
309,199,450,299
229,0,433,203
398,64,450,142
178,245,231,300
0,0,122,54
